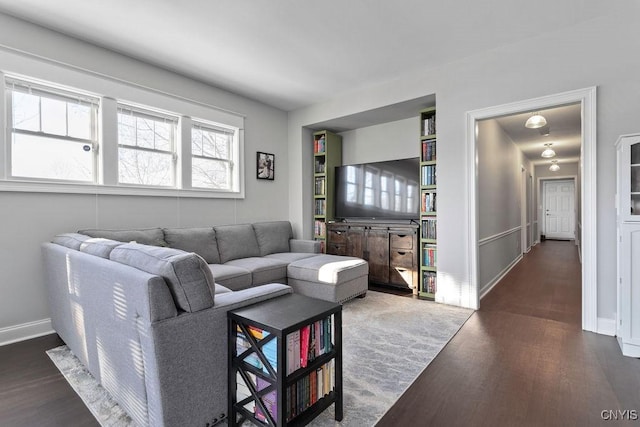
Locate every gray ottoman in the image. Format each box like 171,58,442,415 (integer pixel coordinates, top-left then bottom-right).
287,254,369,303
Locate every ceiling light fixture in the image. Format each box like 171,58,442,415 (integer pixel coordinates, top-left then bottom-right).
541,143,556,158
549,160,560,172
525,113,547,129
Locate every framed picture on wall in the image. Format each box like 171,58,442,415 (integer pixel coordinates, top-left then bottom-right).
257,152,275,180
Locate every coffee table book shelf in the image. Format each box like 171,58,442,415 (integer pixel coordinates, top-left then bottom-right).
228,294,343,426
313,130,342,253
419,107,437,300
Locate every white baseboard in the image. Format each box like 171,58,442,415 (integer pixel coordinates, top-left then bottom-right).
0,318,53,346
479,254,523,300
597,317,616,337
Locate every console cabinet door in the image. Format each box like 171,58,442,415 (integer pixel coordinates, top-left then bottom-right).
366,228,390,283
347,226,365,258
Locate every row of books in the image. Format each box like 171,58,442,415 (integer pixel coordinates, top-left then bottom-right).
236,326,277,375
286,360,335,422
421,139,437,162
421,165,437,186
421,191,436,213
286,316,334,375
314,220,326,238
421,218,437,240
422,115,436,136
422,244,437,267
315,199,326,216
314,158,326,174
314,136,326,154
314,177,326,196
422,271,437,294
235,371,278,423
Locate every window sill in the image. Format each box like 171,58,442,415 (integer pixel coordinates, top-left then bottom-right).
0,179,244,199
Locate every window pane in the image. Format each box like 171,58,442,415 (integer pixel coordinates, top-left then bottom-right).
118,113,136,146
12,134,93,181
68,103,92,140
41,97,67,136
118,148,173,186
136,117,155,149
12,92,40,131
192,158,230,189
154,121,172,151
192,128,203,156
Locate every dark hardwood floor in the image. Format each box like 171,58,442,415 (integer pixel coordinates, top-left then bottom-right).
0,334,98,427
378,240,640,426
2,241,638,426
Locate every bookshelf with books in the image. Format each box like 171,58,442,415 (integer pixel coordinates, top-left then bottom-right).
419,107,437,300
228,294,343,427
313,130,342,253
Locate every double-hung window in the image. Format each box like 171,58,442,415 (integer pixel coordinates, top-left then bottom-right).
6,77,99,183
117,105,177,187
191,121,237,190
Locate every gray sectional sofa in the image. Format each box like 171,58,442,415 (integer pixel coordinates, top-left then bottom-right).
42,221,368,427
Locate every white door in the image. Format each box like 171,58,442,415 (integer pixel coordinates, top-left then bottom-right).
544,180,575,240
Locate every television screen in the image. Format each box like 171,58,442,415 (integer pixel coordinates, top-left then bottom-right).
335,157,420,220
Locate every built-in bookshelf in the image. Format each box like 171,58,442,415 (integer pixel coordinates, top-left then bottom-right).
229,294,342,426
419,107,437,300
313,130,342,253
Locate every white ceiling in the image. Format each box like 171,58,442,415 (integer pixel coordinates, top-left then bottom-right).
492,103,582,166
0,1,612,111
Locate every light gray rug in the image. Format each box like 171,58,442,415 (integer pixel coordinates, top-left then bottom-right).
47,291,473,427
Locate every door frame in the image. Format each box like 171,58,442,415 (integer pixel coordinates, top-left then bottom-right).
540,177,578,241
466,86,597,332
521,165,528,253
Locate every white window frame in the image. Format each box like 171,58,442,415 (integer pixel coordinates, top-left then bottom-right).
4,75,100,184
116,103,178,188
190,119,239,192
0,69,245,199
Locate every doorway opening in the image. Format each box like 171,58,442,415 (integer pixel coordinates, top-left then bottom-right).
466,87,597,332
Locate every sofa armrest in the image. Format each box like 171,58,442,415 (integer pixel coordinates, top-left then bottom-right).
146,283,292,427
290,239,321,254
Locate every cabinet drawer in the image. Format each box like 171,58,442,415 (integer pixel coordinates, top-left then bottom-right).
327,243,347,256
390,233,414,250
390,250,416,268
389,267,415,288
327,227,348,244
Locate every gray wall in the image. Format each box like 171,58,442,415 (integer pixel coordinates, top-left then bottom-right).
477,119,532,296
288,2,640,322
339,117,419,165
0,14,289,342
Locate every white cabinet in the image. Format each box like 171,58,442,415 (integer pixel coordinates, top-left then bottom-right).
615,134,640,357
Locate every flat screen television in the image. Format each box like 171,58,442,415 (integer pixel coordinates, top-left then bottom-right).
335,157,420,220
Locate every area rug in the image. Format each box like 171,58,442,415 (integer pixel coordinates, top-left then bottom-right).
47,291,473,426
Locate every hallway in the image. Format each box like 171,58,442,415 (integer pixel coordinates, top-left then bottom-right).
378,241,640,426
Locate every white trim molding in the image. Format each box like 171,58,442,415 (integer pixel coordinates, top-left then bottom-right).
478,226,522,246
597,317,616,337
0,318,53,347
467,86,597,332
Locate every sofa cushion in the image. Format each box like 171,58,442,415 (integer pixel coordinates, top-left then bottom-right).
214,224,260,263
110,243,215,312
265,252,318,263
52,233,91,250
163,227,221,264
79,227,167,247
288,254,369,284
79,238,123,258
208,264,252,291
225,257,288,285
252,221,293,256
